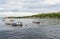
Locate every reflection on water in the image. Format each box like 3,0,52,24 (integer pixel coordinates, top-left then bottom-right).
0,18,60,39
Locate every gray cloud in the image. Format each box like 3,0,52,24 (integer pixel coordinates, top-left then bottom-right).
0,0,60,13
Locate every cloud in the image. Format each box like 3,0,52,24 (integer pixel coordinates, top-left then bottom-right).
0,0,60,13
0,12,36,17
42,0,60,5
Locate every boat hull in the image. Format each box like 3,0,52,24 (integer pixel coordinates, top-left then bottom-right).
33,22,40,24
11,23,22,26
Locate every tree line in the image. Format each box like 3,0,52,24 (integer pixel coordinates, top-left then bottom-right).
7,12,60,19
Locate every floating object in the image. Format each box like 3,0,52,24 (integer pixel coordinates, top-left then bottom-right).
2,19,5,21
33,22,40,24
25,25,28,26
11,22,22,26
5,19,14,25
5,22,22,26
9,19,14,22
5,22,13,25
5,18,22,26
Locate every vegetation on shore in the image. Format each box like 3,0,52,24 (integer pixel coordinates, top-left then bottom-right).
5,12,60,19
31,12,60,18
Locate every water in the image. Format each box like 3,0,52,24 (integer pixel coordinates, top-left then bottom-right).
0,18,60,39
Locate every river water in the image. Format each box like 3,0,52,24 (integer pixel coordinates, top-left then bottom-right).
0,18,60,39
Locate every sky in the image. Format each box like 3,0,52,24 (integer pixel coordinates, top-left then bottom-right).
0,0,60,16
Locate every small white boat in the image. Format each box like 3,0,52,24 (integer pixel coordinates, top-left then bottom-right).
5,19,14,25
5,22,12,25
33,19,40,24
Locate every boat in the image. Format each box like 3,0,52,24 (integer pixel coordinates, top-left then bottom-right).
5,22,22,26
11,22,22,26
33,22,40,24
2,19,5,21
33,19,40,24
8,19,14,22
5,18,23,26
5,22,12,25
5,19,14,25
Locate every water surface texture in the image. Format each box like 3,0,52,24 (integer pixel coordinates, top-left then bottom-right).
0,18,60,39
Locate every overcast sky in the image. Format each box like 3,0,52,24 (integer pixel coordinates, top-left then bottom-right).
0,0,60,16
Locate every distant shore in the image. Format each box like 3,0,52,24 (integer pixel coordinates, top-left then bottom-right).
3,12,60,19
